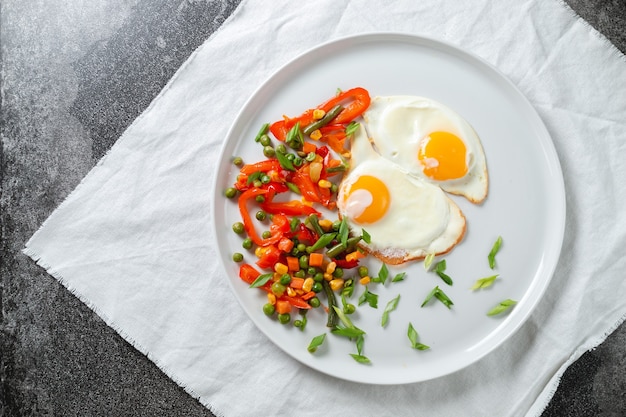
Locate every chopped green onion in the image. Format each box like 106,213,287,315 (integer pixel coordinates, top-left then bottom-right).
487,299,517,316
345,121,360,136
392,272,406,283
286,122,304,150
381,294,401,327
356,334,365,355
254,123,269,142
488,236,503,269
307,232,336,252
249,273,273,288
407,323,430,350
358,286,378,308
331,327,365,338
471,274,499,290
421,286,454,309
361,229,371,244
307,333,326,353
372,263,389,285
434,259,453,286
332,305,357,329
276,151,295,171
350,354,371,364
424,253,435,270
286,182,300,194
246,171,262,186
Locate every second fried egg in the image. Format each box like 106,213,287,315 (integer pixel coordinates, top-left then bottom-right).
364,96,488,204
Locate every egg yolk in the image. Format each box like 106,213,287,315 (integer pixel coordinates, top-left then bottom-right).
344,175,390,224
418,131,468,181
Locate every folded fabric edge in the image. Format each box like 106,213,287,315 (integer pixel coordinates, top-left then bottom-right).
21,246,227,417
22,0,248,252
556,0,626,63
528,311,626,416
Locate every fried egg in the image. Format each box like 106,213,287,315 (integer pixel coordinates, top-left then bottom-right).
336,124,466,264
364,96,488,204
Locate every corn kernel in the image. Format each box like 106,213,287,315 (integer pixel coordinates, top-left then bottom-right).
329,278,345,291
341,151,351,159
309,129,322,140
326,261,337,274
313,109,326,119
302,277,315,292
255,247,265,258
287,287,296,297
324,273,333,281
318,219,333,231
267,293,277,305
274,263,288,275
318,179,332,189
359,276,371,286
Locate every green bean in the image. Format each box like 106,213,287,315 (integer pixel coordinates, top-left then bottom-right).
322,280,339,328
303,104,344,135
325,236,362,258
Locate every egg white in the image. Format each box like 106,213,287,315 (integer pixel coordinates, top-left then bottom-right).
364,95,488,204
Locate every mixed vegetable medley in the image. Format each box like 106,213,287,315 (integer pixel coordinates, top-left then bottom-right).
223,87,513,363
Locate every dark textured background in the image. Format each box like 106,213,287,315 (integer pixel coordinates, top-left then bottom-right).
1,1,624,416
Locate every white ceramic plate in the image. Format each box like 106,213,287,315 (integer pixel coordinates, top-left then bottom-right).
212,33,565,384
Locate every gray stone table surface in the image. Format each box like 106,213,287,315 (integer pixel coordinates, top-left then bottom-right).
1,1,624,416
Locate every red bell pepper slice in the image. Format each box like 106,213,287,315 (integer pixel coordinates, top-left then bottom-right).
289,222,317,245
256,244,282,269
334,258,360,269
269,110,316,142
238,187,282,247
279,295,312,310
319,87,371,124
260,200,320,217
291,168,321,204
240,159,283,175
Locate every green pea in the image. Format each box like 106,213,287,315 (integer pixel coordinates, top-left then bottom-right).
297,243,307,253
330,183,338,193
333,267,344,278
255,210,267,221
307,267,317,276
313,272,324,282
358,266,369,278
278,313,291,324
232,222,245,234
271,282,286,297
280,274,291,285
312,282,323,293
299,255,309,269
259,134,272,147
309,297,321,308
276,144,287,154
262,230,272,239
242,238,253,250
286,153,295,161
293,156,303,167
263,146,275,158
260,174,271,184
293,319,303,328
344,303,356,315
305,152,316,162
294,270,306,278
255,195,265,203
232,156,243,166
232,253,244,262
262,303,275,316
332,220,342,231
224,187,237,198
253,179,263,188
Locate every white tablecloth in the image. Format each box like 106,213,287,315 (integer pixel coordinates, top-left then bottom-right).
24,0,626,415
